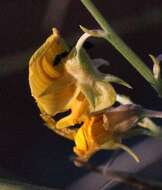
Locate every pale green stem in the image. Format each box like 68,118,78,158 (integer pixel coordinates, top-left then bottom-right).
81,0,162,96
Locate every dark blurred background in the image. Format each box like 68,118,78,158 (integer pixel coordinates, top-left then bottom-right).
0,0,162,189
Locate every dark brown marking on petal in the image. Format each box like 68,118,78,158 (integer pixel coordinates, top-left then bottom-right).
53,109,71,121
53,51,69,66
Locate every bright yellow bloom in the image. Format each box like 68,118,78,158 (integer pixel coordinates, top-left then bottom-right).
29,28,116,136
28,28,139,163
29,28,162,166
74,105,141,163
29,28,151,164
73,102,162,163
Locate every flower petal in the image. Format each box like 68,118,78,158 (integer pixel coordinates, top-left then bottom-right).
29,28,76,115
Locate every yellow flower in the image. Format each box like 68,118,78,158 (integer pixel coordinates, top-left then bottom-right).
29,28,162,166
29,28,117,136
73,103,162,164
73,105,141,163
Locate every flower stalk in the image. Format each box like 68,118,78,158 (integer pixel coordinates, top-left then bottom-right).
81,0,162,96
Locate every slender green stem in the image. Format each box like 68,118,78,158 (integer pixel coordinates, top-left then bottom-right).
81,0,162,96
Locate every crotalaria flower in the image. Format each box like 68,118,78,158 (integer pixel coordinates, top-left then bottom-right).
74,104,162,163
29,28,119,136
29,28,162,165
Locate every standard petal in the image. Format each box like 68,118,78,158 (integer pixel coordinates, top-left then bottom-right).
29,28,76,115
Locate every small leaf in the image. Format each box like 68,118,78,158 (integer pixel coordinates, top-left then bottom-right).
80,25,106,38
138,117,162,138
103,74,132,89
116,94,133,105
116,143,140,163
93,58,110,68
101,141,140,162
